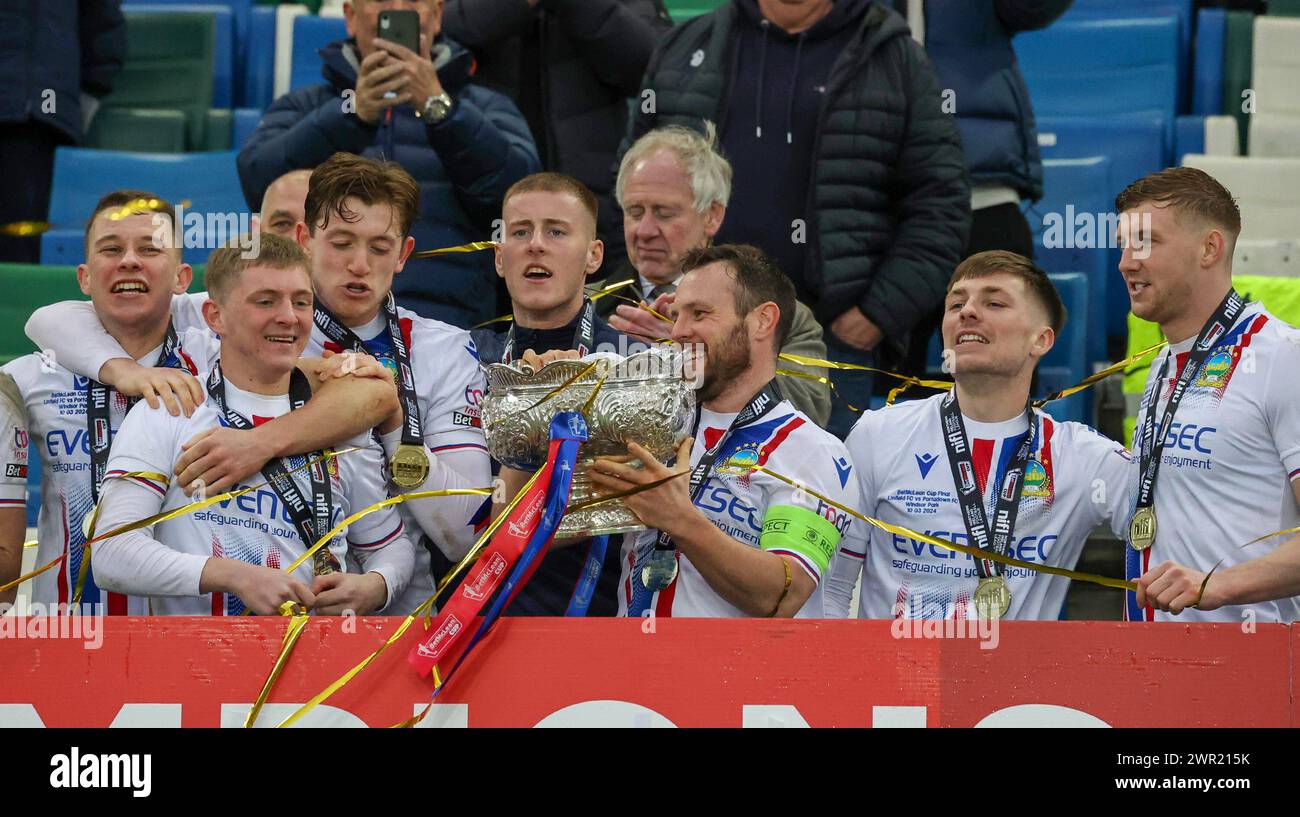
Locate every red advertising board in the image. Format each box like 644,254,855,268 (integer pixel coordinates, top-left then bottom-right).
0,618,1292,727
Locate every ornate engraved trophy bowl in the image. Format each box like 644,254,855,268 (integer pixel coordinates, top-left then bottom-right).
480,348,696,538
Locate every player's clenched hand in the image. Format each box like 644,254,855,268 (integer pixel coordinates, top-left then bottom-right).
99,358,203,417
175,426,271,495
1135,560,1221,614
319,349,392,383
310,571,388,615
207,560,315,615
588,437,694,535
519,348,580,372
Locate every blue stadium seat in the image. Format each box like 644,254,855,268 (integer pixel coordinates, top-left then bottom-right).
124,3,235,108
290,15,347,92
1016,17,1180,154
1193,8,1227,116
1175,115,1207,162
232,107,263,150
243,5,276,109
1061,1,1193,112
1022,156,1113,369
1035,115,1163,340
1038,273,1089,425
41,148,249,266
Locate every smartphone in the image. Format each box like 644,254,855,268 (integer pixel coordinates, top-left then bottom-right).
377,9,421,54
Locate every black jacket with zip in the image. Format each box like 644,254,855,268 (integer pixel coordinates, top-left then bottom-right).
619,0,970,360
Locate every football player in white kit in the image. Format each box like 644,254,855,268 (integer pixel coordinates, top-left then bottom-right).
8,192,397,614
0,370,28,605
93,237,414,615
827,251,1132,621
589,244,859,618
25,157,492,615
1116,168,1300,621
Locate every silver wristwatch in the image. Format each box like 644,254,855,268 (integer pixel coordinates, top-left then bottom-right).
417,92,453,123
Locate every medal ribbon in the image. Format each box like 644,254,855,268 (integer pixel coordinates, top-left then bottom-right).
1133,290,1247,540
565,535,610,617
501,298,597,364
313,293,424,451
628,380,783,614
207,363,339,582
431,419,585,684
408,412,588,677
938,391,1037,579
74,322,186,604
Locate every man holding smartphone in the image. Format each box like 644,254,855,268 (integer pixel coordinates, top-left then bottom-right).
238,0,540,329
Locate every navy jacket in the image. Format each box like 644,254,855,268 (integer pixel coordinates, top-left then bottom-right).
0,0,126,143
444,0,671,259
237,37,540,328
903,0,1072,201
472,310,643,617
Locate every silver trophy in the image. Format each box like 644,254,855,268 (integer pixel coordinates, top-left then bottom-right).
480,348,696,538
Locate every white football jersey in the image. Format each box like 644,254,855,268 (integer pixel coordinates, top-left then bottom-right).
1126,306,1300,622
617,400,859,618
834,393,1131,621
100,376,410,615
2,327,215,613
303,306,491,613
0,371,29,513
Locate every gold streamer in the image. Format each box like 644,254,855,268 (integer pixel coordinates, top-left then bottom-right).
244,603,310,728
0,550,61,595
752,464,1135,592
411,240,498,259
72,471,170,605
469,278,640,329
0,221,51,237
275,468,548,728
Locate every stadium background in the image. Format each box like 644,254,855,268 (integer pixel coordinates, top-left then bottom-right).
5,0,1300,623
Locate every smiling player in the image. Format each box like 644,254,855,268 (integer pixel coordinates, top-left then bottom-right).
827,251,1131,621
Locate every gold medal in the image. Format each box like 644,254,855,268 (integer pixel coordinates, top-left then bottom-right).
973,576,1012,620
390,443,430,489
1129,506,1157,551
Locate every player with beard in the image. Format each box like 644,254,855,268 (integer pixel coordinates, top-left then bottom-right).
588,244,859,618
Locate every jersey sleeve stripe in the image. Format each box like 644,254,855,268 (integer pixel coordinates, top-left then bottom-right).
350,521,405,549
768,548,820,582
837,546,864,559
429,443,488,454
0,497,25,506
1289,467,1300,481
106,469,168,497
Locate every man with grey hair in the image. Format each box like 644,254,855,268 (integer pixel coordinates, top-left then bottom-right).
596,124,832,425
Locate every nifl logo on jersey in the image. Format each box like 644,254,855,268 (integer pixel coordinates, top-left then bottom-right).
915,452,938,479
14,428,26,449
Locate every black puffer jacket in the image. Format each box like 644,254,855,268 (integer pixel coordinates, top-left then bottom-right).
444,0,672,255
621,0,970,357
0,0,126,142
